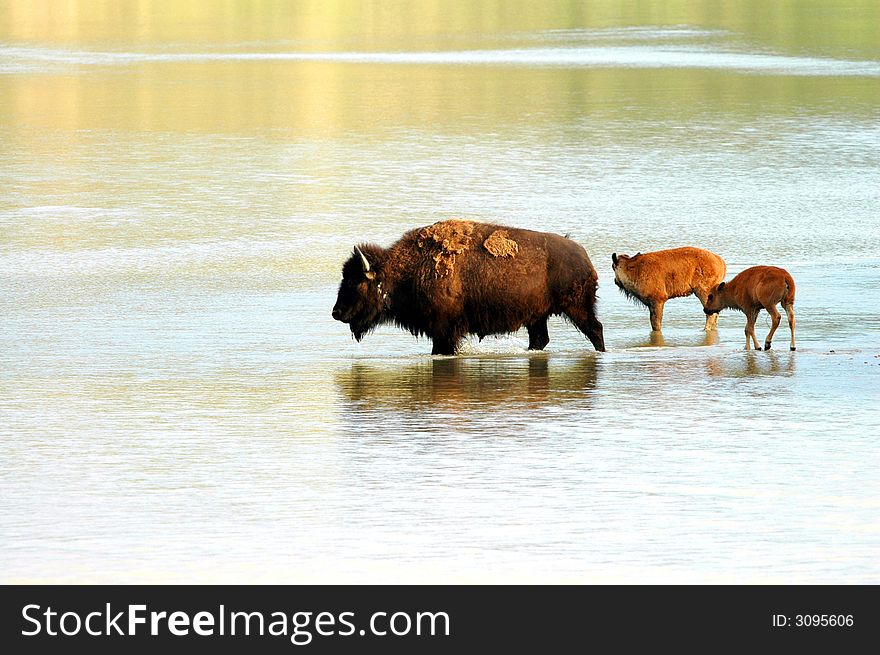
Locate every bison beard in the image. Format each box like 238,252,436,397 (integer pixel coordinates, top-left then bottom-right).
332,220,605,355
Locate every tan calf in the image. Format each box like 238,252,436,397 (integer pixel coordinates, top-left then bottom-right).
703,265,797,351
612,247,727,332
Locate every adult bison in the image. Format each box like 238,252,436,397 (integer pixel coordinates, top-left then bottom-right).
332,219,605,355
611,247,727,332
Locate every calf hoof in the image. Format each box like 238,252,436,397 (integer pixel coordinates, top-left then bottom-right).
764,342,772,351
790,346,797,351
755,346,762,351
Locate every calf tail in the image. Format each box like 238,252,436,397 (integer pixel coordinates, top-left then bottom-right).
783,273,796,306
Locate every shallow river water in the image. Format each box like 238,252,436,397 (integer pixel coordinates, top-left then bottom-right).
2,1,879,582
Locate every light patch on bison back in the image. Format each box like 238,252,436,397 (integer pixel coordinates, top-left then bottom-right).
483,230,519,258
417,219,476,277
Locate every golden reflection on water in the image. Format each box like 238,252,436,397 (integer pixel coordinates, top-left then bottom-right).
3,0,880,139
3,0,879,57
3,61,878,138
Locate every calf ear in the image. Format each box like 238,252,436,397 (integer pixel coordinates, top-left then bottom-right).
611,253,618,265
718,282,726,291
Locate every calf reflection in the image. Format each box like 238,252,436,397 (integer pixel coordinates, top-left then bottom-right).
705,351,797,378
631,330,720,349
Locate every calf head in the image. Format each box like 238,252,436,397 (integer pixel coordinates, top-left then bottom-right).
611,252,636,286
703,282,726,315
332,245,388,341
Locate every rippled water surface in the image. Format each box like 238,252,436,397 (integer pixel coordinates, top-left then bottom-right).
2,1,879,583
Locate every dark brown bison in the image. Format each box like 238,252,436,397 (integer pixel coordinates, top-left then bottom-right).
332,219,605,355
703,265,797,351
611,247,727,332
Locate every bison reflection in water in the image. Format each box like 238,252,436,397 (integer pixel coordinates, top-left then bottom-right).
336,356,599,416
332,220,605,355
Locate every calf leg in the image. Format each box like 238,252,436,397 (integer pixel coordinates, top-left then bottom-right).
527,317,550,351
704,311,719,331
649,300,665,332
745,308,762,350
695,289,718,331
784,303,796,351
764,304,782,350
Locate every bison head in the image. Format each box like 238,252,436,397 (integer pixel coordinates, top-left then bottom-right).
611,252,632,288
332,245,387,341
611,252,639,270
703,281,726,315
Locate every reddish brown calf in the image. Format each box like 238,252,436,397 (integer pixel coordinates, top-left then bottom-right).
703,266,796,351
612,247,727,332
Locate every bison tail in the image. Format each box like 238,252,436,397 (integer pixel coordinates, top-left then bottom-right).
582,273,599,310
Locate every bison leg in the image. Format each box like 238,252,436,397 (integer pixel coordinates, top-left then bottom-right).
527,318,550,351
563,306,605,352
648,300,665,332
431,334,458,356
784,303,796,351
694,290,718,331
430,322,461,355
745,308,762,350
764,304,782,350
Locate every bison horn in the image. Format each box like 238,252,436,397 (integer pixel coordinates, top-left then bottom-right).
354,245,370,272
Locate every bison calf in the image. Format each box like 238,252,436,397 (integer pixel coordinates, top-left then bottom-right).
611,247,727,332
332,220,605,355
703,265,797,351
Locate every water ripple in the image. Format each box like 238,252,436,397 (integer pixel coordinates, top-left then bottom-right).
3,43,880,76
